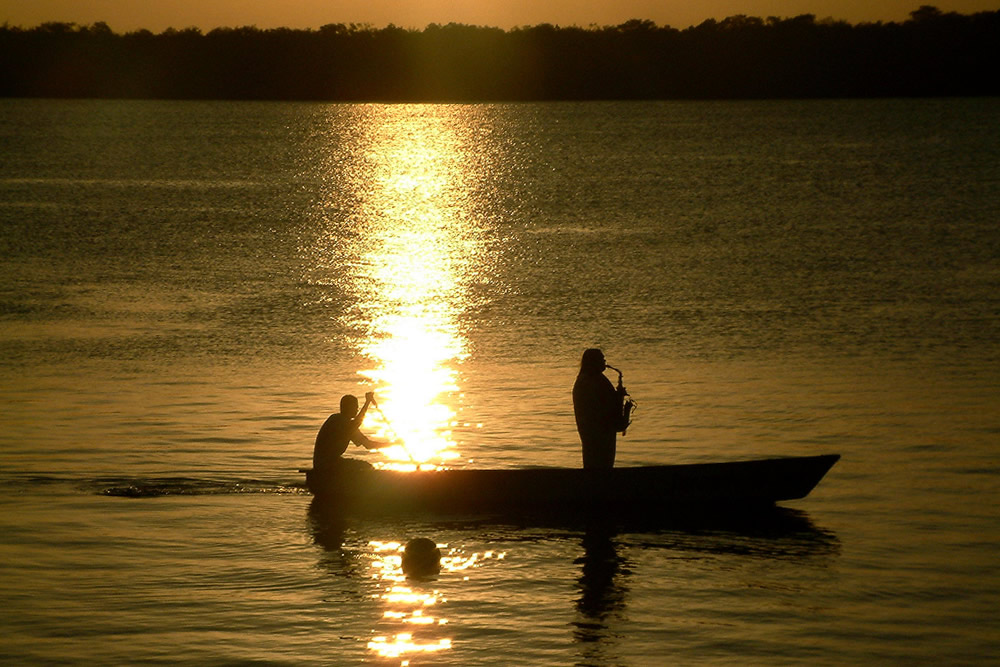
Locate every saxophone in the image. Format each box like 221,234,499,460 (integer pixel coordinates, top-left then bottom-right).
605,365,637,435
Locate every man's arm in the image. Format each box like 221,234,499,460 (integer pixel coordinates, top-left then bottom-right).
350,429,378,449
351,392,388,449
356,434,389,450
352,392,374,428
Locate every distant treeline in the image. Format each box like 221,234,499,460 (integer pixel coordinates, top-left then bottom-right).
2,6,998,100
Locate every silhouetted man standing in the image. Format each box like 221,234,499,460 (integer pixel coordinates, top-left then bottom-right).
573,349,620,470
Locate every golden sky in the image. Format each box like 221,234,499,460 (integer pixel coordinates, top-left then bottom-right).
1,0,996,31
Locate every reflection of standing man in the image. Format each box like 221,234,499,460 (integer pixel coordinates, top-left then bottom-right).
573,526,629,656
573,348,620,469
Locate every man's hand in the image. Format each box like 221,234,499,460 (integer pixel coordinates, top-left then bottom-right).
365,391,375,404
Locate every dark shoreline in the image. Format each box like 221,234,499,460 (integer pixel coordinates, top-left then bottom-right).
2,6,998,101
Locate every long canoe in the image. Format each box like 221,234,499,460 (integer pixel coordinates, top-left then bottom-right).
303,454,840,517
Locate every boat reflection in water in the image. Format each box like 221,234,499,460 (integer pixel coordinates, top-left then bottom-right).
309,499,836,665
570,508,840,664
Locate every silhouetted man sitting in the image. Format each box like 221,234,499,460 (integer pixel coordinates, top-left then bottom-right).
313,392,387,474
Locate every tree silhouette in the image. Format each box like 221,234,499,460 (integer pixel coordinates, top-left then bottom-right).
1,7,997,100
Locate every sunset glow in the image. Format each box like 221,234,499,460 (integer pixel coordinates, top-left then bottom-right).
3,0,994,33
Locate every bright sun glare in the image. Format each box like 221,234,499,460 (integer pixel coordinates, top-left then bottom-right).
366,539,505,661
340,107,485,470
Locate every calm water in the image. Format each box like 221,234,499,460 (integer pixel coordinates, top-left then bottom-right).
1,98,998,664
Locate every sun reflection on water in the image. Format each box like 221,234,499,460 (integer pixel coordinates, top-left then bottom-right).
366,539,507,664
312,106,498,471
367,540,450,663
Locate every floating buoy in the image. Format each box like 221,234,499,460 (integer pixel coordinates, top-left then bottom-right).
401,537,441,577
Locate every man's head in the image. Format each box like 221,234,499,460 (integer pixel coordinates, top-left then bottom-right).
340,394,359,417
580,348,607,374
